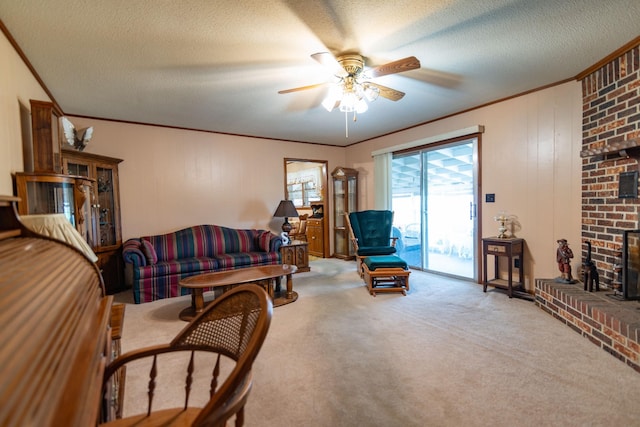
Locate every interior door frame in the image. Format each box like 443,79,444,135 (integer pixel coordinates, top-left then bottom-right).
284,158,330,258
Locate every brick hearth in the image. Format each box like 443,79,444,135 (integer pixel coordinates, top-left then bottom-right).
535,278,640,373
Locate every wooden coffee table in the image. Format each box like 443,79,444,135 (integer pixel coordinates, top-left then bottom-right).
178,264,298,321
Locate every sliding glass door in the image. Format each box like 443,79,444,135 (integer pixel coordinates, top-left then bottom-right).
391,138,478,280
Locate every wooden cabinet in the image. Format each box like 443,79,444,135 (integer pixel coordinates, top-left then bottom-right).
332,167,358,259
307,217,324,257
280,240,310,272
13,172,98,246
63,150,124,294
29,99,63,174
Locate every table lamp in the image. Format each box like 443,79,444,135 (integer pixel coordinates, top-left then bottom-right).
273,200,299,244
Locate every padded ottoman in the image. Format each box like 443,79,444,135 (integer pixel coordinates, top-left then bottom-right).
362,255,410,296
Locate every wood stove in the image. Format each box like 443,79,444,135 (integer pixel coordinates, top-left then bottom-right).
621,230,640,300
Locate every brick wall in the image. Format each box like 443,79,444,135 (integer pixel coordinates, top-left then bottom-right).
581,44,640,288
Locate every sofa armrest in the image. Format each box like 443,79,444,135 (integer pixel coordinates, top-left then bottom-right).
270,233,283,253
122,239,147,267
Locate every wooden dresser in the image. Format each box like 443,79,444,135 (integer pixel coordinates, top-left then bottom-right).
0,195,114,426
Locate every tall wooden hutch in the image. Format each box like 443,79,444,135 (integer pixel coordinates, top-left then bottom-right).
13,99,125,293
332,167,358,259
63,150,124,293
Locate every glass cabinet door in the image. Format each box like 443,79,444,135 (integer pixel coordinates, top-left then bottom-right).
75,178,97,248
66,161,90,178
96,165,117,247
24,178,76,222
13,172,96,242
347,176,357,214
346,175,357,256
331,167,358,259
333,179,346,256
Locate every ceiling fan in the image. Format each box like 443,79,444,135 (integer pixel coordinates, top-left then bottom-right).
278,52,421,115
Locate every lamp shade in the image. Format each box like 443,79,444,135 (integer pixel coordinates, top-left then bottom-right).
273,200,299,218
273,200,299,235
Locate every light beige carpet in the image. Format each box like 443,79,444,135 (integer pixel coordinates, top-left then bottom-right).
115,259,640,427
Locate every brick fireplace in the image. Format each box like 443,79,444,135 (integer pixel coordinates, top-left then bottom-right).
580,42,640,284
535,40,640,372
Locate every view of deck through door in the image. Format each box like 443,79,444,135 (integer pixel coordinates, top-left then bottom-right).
391,138,478,280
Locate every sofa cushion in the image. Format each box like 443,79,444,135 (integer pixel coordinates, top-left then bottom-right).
357,246,397,256
363,254,407,270
132,254,279,303
136,257,220,280
140,239,158,265
144,225,267,260
349,210,395,248
213,251,280,270
256,230,272,252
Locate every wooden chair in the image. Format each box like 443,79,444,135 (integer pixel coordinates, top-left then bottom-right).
99,284,273,427
289,214,308,241
345,210,398,277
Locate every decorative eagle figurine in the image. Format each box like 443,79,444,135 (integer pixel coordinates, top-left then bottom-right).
61,117,93,151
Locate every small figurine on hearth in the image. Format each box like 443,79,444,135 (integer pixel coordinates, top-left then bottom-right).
555,238,576,283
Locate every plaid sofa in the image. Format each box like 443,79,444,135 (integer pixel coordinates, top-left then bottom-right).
123,225,282,303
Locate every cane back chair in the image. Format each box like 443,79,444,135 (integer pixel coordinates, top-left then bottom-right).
99,284,273,427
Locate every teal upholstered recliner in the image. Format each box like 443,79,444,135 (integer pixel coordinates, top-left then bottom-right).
346,210,398,276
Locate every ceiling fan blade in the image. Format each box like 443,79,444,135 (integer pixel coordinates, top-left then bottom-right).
278,82,328,94
366,82,405,101
311,52,348,77
369,56,421,78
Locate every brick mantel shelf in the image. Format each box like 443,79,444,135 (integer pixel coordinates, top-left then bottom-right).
580,138,640,160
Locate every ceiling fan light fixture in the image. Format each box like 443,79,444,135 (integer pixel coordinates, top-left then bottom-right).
364,84,380,102
322,84,342,111
339,89,359,113
321,97,336,112
356,98,368,114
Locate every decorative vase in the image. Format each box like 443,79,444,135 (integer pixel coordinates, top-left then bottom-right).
494,213,509,238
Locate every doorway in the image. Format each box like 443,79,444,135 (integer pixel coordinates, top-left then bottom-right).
391,138,478,280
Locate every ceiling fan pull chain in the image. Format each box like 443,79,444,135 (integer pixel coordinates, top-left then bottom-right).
345,111,349,138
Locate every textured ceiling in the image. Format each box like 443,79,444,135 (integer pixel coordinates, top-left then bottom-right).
1,1,639,146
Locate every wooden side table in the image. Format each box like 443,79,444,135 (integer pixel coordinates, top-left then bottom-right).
482,237,531,300
280,240,310,272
